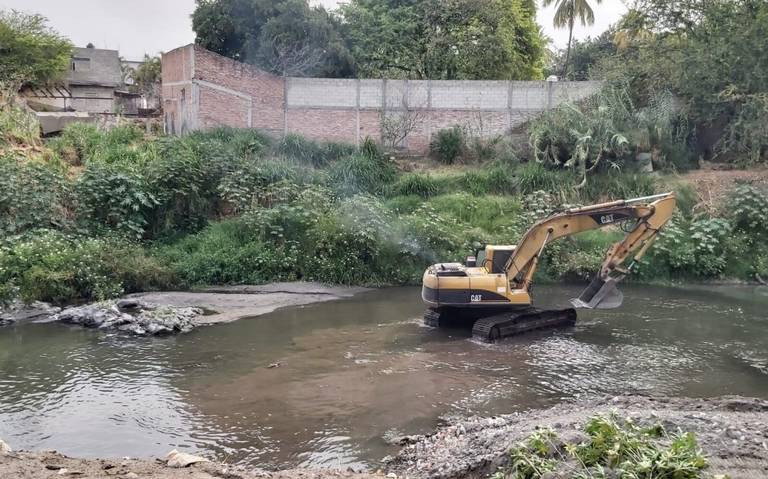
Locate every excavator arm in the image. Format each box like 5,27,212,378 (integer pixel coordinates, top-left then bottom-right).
503,192,676,309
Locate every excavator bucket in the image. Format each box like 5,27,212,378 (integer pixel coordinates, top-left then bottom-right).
570,276,624,309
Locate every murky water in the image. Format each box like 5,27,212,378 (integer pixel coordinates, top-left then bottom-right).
1,284,767,469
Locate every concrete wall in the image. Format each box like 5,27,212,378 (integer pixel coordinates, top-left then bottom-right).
162,44,602,151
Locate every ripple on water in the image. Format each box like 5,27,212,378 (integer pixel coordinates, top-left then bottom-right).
0,284,767,469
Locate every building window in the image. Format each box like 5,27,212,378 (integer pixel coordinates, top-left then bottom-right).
72,57,91,72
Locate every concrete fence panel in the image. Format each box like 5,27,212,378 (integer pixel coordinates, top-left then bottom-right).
162,44,602,152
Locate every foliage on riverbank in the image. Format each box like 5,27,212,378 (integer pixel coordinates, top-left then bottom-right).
1,118,768,306
500,413,708,479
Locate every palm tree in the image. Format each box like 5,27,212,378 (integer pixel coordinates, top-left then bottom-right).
542,0,603,78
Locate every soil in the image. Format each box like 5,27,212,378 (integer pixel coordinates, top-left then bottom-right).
389,396,768,479
128,282,368,325
678,165,768,213
0,451,383,479
3,396,766,479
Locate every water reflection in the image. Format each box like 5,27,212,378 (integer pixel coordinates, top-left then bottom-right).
0,285,766,469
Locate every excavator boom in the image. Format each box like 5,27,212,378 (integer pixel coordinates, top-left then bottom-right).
503,192,676,309
421,192,677,340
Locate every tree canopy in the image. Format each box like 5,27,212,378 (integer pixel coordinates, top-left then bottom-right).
192,0,546,80
192,0,354,77
0,10,72,89
340,0,545,80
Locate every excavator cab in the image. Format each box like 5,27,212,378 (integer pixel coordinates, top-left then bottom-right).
422,192,677,340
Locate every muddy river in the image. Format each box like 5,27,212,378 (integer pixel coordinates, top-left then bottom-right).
1,285,766,469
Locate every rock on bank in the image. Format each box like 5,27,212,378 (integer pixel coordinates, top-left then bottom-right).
1,282,367,335
388,396,768,479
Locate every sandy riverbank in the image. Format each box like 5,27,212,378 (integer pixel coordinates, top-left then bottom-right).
2,396,766,479
129,282,369,325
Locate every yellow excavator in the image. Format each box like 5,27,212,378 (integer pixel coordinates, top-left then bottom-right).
422,192,676,341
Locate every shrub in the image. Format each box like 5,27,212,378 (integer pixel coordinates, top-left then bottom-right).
329,153,396,196
389,173,440,198
727,184,768,237
431,127,465,164
75,162,157,238
0,102,42,147
48,122,100,165
514,162,567,196
0,156,69,235
275,133,356,167
0,230,174,304
158,219,299,285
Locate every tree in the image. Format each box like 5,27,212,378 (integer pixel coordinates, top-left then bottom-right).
542,0,603,78
130,55,162,98
0,10,72,91
192,0,354,77
340,0,545,80
549,30,615,80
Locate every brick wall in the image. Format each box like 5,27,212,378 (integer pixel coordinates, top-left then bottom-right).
161,44,601,152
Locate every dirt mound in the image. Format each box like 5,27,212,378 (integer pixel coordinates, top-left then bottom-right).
389,396,768,479
680,167,768,213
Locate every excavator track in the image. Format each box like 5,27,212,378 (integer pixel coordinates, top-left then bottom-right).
471,308,577,342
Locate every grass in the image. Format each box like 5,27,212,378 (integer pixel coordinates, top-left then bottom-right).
2,112,765,305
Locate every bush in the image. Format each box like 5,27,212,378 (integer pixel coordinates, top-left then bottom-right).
0,102,42,147
329,153,396,196
0,230,174,305
75,162,157,238
389,173,440,198
0,156,69,235
431,127,465,164
48,122,100,165
514,162,567,196
275,133,356,167
727,184,768,237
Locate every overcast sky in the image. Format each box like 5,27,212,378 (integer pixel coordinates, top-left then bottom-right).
0,0,626,61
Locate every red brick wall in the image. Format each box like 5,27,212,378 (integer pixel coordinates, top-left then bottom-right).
161,45,599,153
287,109,357,143
193,46,284,134
198,85,250,129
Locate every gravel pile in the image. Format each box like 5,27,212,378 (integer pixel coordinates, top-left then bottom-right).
388,396,768,479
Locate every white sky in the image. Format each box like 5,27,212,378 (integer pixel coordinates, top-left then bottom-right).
0,0,626,61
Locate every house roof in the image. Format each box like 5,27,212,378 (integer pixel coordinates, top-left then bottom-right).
69,47,123,88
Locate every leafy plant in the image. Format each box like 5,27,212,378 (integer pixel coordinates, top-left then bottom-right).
500,413,707,479
0,156,69,235
431,127,465,164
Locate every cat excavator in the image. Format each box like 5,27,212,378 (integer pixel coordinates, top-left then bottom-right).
422,192,676,341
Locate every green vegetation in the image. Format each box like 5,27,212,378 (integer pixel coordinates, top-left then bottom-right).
2,114,767,307
0,10,72,89
3,1,768,307
542,0,603,78
555,0,768,166
500,413,707,479
192,0,545,80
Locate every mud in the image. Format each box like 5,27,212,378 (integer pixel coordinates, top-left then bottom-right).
389,396,768,479
128,282,368,324
0,449,382,479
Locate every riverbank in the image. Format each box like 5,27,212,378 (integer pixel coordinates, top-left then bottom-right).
390,395,768,479
2,396,766,479
0,282,367,334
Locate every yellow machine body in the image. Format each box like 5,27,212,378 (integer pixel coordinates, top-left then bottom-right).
422,193,677,312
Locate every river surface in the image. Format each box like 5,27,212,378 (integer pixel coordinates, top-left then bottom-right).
1,284,767,469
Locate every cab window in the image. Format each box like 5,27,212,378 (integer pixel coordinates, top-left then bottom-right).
476,249,487,269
